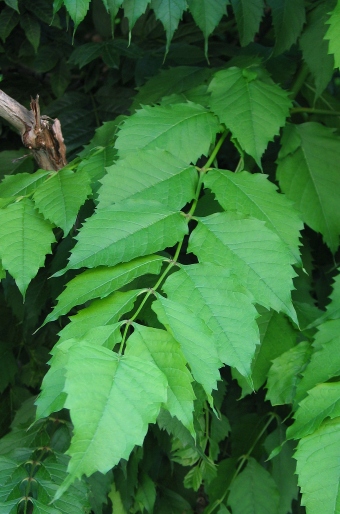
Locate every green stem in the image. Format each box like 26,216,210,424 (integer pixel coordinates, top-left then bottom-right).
291,107,340,116
204,130,229,170
290,62,310,100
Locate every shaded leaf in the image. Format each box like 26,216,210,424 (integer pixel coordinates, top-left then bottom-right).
69,42,103,69
0,7,19,42
268,0,305,56
123,0,149,32
20,12,41,53
187,0,229,55
230,0,265,46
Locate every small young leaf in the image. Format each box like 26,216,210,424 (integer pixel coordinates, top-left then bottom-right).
115,103,220,163
151,0,187,54
0,199,55,296
230,0,265,46
208,67,292,166
267,0,305,56
324,1,340,69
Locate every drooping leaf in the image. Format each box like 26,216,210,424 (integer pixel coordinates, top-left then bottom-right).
162,263,259,383
63,0,91,31
122,0,149,32
188,212,297,322
33,169,91,235
20,13,41,53
208,67,292,166
115,103,220,163
126,324,196,436
97,149,197,210
0,170,50,197
0,7,20,42
0,198,55,296
43,255,163,325
55,342,167,499
324,1,340,69
266,341,312,405
151,0,187,53
4,0,19,13
295,418,340,514
152,294,222,397
187,0,229,55
204,168,302,264
230,0,265,46
227,457,280,514
277,122,340,253
56,200,188,274
267,0,305,56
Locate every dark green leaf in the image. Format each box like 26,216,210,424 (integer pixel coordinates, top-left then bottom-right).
230,0,265,46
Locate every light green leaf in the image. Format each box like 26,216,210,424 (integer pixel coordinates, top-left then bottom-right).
187,0,229,56
268,0,305,56
0,198,55,296
33,169,91,235
287,382,340,440
266,341,311,405
20,13,41,53
0,7,19,42
277,122,340,252
115,103,220,163
227,457,280,514
300,2,335,97
57,289,139,342
325,1,340,69
204,168,302,264
152,294,222,397
162,263,259,384
63,0,91,30
295,319,340,402
57,200,188,273
230,0,265,46
188,212,297,322
151,0,187,53
126,324,196,435
43,255,163,325
0,170,50,197
295,417,340,514
97,149,197,210
123,0,149,31
208,67,292,166
55,343,167,499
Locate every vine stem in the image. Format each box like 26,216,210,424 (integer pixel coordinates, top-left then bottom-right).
118,130,229,354
290,107,340,116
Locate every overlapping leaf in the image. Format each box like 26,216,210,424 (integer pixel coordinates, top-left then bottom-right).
295,418,340,514
56,200,188,273
162,263,259,383
0,170,50,197
115,103,220,163
152,294,222,397
151,0,187,53
55,342,167,499
188,212,297,322
277,122,340,252
97,149,197,210
208,67,292,166
267,0,305,56
204,168,303,263
126,325,196,435
0,198,55,296
230,0,265,46
43,255,163,326
325,1,340,69
33,169,91,235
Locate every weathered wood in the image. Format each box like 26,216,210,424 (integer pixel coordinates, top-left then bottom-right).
0,90,67,171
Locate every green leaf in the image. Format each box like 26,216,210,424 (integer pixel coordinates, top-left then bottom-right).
230,0,265,46
63,0,91,31
266,341,311,405
69,42,104,69
162,263,259,384
101,41,120,68
227,457,280,514
0,199,55,296
43,255,163,325
97,149,197,210
4,0,19,13
208,67,292,166
295,418,340,514
57,200,188,273
151,0,187,54
126,325,196,435
135,472,156,513
325,1,340,69
152,294,222,397
20,13,41,53
115,103,220,163
267,0,305,56
0,170,50,197
314,269,340,325
287,383,340,440
55,343,167,499
204,168,302,264
33,169,91,235
187,0,229,56
0,7,19,42
277,122,340,252
51,58,71,98
123,0,149,32
188,212,297,322
57,289,139,342
300,2,335,97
